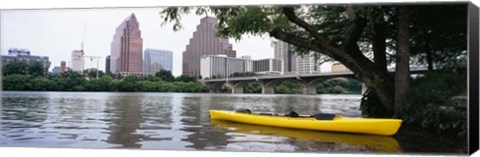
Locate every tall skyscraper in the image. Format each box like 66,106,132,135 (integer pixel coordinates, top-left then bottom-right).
71,50,84,72
183,16,236,77
105,55,111,73
110,13,143,74
144,49,173,74
273,40,296,74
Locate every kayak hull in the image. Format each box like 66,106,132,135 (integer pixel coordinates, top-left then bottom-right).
209,110,402,136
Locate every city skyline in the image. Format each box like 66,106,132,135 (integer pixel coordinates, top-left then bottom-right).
1,8,280,76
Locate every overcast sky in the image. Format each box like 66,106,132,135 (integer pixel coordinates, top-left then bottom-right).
1,8,279,76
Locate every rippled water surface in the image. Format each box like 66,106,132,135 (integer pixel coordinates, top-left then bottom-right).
1,91,404,153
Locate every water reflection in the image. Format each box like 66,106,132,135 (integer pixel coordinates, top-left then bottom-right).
105,93,143,148
179,95,231,150
210,120,402,153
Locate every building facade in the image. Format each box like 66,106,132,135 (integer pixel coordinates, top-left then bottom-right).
241,55,253,72
273,40,296,74
331,63,349,72
296,52,321,74
200,55,245,79
52,66,61,74
144,49,173,74
1,48,51,71
60,61,67,73
105,55,111,73
253,58,282,75
110,13,143,74
71,50,84,72
183,16,236,77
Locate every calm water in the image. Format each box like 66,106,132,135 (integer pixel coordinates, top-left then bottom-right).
0,91,460,153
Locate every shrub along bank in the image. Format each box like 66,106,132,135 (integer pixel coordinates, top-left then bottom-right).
361,66,467,137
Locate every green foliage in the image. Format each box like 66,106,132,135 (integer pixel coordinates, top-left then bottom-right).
2,61,46,77
408,5,467,68
155,70,175,82
83,68,105,79
317,78,361,94
274,80,303,94
2,70,207,93
3,61,29,75
30,77,50,91
28,61,47,77
244,82,261,93
400,66,467,136
175,75,198,82
361,66,467,136
2,74,33,90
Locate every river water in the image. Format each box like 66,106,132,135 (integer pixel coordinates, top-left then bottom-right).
0,91,466,154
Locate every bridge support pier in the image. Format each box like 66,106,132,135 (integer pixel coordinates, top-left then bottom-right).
262,85,275,94
303,84,317,95
232,86,244,94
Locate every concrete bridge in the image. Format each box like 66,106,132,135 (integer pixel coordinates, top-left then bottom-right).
202,67,428,94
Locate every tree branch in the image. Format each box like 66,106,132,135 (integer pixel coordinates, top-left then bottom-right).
270,29,326,55
281,7,341,54
342,6,367,56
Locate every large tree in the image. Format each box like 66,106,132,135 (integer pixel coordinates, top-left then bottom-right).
160,4,467,117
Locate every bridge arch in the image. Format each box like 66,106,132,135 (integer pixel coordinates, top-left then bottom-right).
204,81,227,93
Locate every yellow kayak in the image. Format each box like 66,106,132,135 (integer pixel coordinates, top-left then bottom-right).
209,110,402,136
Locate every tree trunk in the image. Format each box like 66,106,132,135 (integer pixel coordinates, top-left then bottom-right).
372,8,388,73
426,49,434,71
394,6,411,118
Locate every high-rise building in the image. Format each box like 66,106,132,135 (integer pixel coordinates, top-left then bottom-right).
144,49,173,74
253,58,282,75
105,55,111,73
60,61,67,73
1,48,51,71
71,50,84,72
183,16,236,77
273,40,296,74
110,13,143,74
241,55,253,72
200,55,245,79
296,52,321,74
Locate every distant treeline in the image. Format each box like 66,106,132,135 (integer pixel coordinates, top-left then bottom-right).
2,61,207,92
